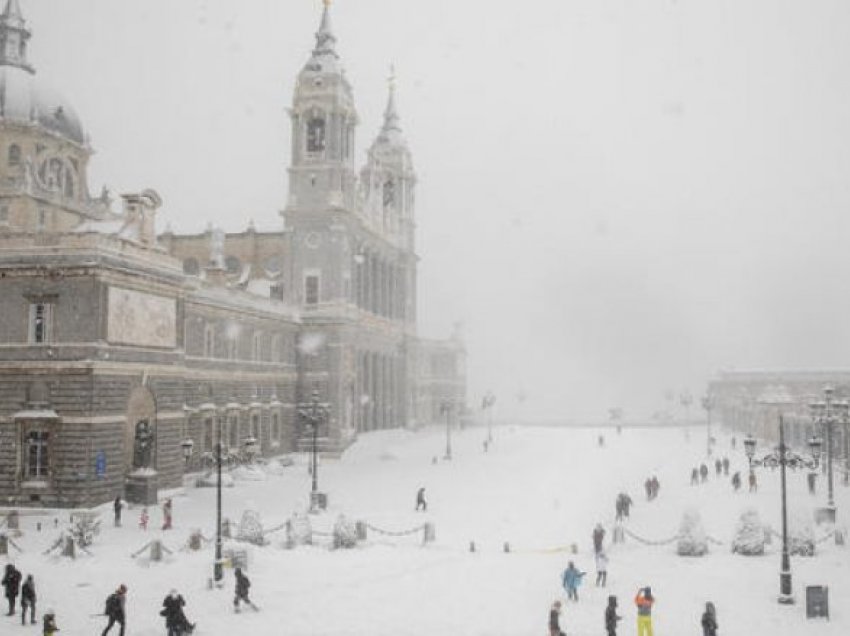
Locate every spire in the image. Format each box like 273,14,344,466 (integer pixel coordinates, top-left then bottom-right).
381,65,401,134
311,0,338,60
0,0,33,72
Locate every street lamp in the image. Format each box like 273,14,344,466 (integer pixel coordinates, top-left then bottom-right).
482,391,496,443
809,385,848,522
440,401,453,460
745,416,822,604
180,438,194,466
213,415,224,584
298,388,328,512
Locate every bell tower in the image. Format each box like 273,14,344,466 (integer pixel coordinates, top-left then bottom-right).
285,0,358,214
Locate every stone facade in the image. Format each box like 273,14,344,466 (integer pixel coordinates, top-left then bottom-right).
0,1,466,507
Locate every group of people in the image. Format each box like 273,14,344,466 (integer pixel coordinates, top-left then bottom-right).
2,564,55,635
113,496,173,531
550,586,719,636
614,492,633,521
643,476,660,500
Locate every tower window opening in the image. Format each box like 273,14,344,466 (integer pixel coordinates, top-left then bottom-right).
8,144,21,166
307,117,326,152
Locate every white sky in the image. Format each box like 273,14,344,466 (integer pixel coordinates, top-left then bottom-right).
22,0,850,420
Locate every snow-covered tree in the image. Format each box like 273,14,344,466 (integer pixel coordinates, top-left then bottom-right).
333,514,358,549
284,511,312,548
237,509,267,546
732,508,765,555
68,513,101,548
788,516,815,556
677,509,708,556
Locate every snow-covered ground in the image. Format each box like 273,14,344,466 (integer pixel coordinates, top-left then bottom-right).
2,424,848,636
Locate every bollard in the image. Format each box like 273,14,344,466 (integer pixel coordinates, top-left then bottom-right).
150,539,163,562
189,530,202,551
222,518,231,539
355,521,367,542
0,534,7,556
6,510,19,531
422,522,435,545
62,536,75,558
36,522,42,532
469,541,476,552
503,542,510,553
835,529,845,547
570,543,578,554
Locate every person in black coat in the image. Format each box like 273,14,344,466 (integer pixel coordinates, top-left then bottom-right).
161,589,194,636
233,568,256,612
21,574,36,625
101,584,127,636
701,601,718,636
2,563,22,616
605,595,621,636
548,600,564,636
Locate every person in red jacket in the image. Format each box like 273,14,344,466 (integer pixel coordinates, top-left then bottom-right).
634,586,654,636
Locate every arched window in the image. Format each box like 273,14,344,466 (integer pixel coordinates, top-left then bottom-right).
306,116,326,152
8,144,21,166
64,168,75,198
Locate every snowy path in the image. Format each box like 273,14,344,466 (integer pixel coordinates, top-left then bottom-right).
1,424,847,635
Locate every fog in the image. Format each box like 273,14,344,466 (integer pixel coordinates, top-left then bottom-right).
28,0,850,421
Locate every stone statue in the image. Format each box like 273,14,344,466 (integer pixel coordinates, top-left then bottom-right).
133,419,155,469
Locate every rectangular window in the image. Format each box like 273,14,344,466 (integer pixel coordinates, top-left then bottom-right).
29,302,53,343
37,208,47,232
271,413,280,444
0,205,8,226
305,274,320,305
251,414,259,439
229,414,239,448
253,332,262,361
204,325,215,357
203,417,214,452
25,430,50,478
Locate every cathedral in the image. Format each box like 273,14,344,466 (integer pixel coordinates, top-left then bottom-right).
0,0,466,508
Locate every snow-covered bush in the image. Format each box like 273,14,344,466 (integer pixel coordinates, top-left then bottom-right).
788,516,815,556
732,508,765,555
237,510,267,546
232,464,267,482
677,509,708,556
332,514,358,549
68,513,101,548
284,511,312,548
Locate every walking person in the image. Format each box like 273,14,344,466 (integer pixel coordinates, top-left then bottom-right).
113,495,123,527
690,467,699,485
731,472,741,491
722,457,730,476
139,507,149,531
21,574,36,625
748,471,758,493
592,523,606,554
701,601,718,636
619,492,633,518
42,610,58,636
699,464,709,483
101,584,127,636
162,499,173,531
605,595,621,636
2,563,22,616
549,600,565,636
714,458,722,476
595,550,609,587
161,589,194,636
634,587,654,636
415,487,427,512
233,568,257,612
560,561,585,602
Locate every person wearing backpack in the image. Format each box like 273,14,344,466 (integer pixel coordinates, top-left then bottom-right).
102,584,127,636
233,568,257,612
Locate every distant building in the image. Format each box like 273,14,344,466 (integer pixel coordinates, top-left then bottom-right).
0,0,465,507
708,369,849,451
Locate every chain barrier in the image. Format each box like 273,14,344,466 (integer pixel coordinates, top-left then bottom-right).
622,527,681,546
364,522,426,537
815,530,836,545
706,535,726,546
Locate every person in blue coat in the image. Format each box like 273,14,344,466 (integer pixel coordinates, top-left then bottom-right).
561,561,586,601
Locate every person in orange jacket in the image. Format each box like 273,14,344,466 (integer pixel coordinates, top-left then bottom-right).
634,586,654,636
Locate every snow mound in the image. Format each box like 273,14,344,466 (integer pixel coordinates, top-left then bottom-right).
732,508,765,556
196,472,235,488
333,514,358,549
232,465,268,481
677,509,708,556
237,510,267,546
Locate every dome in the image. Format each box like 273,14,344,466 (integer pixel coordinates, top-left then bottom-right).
0,64,85,145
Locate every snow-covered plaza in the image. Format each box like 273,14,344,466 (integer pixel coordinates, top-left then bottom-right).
2,423,848,636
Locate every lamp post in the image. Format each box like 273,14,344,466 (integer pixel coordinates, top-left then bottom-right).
441,400,453,460
213,415,224,584
809,385,848,522
744,416,822,604
482,391,496,443
298,388,328,511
